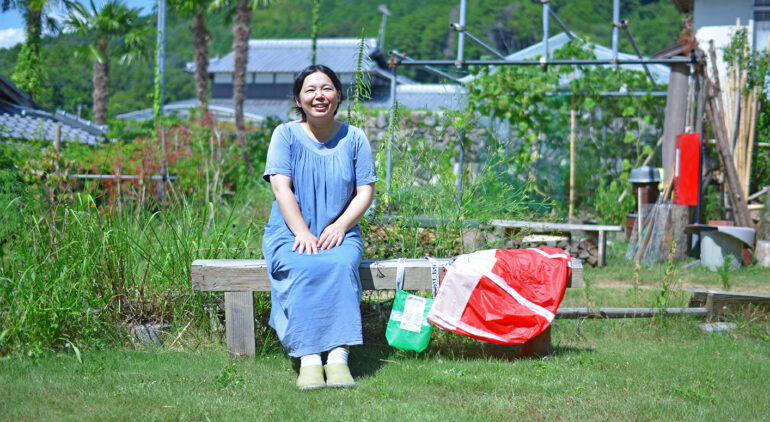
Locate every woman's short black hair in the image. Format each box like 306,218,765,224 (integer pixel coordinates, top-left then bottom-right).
292,64,345,121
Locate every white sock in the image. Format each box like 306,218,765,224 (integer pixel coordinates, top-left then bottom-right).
300,353,322,368
326,346,349,365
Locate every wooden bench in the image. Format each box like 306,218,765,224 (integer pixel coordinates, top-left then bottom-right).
191,257,583,358
491,220,623,267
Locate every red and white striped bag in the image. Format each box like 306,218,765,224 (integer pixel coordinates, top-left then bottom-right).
427,247,571,345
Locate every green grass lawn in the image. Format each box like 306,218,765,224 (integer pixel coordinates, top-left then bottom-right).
1,313,767,421
2,251,769,421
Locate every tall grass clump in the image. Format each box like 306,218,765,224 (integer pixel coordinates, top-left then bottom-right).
0,115,275,356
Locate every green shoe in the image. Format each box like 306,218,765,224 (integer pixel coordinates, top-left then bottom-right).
296,365,325,390
324,363,355,388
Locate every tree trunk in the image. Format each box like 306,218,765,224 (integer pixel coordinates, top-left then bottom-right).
93,38,110,125
232,0,253,174
191,10,210,109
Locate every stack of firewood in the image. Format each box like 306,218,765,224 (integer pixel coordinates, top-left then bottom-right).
514,236,600,266
560,239,600,267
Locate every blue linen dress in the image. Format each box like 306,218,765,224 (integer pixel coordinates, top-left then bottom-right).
262,121,378,357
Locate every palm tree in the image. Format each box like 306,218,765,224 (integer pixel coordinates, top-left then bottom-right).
65,0,151,125
213,0,271,174
170,0,212,109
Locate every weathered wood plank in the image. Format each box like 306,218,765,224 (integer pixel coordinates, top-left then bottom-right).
555,307,708,319
490,220,623,232
191,258,584,291
224,291,255,357
688,290,770,315
359,259,449,290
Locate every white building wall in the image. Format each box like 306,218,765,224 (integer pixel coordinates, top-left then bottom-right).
693,0,762,107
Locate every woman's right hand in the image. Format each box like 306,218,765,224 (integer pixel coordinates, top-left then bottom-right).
292,231,319,255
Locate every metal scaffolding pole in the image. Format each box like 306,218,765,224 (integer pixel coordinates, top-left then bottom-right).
385,65,397,200
390,50,461,82
548,8,576,40
620,19,654,84
450,24,506,59
612,0,620,62
456,0,467,66
542,0,550,59
387,57,693,67
457,131,465,210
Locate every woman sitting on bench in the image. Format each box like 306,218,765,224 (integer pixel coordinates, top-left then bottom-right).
262,64,377,390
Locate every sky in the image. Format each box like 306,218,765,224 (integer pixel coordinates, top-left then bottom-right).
0,0,157,49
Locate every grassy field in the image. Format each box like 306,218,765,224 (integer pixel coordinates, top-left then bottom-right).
2,227,769,421
1,313,767,421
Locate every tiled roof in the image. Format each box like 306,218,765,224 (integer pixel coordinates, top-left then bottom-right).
118,84,465,124
205,38,379,74
0,74,108,145
117,98,293,122
0,107,108,145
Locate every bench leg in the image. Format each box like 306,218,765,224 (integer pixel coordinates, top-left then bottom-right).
520,326,552,357
225,291,256,357
598,230,606,267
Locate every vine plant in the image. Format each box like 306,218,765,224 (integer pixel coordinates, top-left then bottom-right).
467,38,665,222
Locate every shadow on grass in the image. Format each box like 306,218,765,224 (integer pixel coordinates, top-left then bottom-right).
347,333,597,378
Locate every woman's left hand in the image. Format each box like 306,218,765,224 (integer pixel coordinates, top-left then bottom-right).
318,222,346,250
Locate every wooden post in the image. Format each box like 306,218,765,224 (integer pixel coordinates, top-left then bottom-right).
520,326,551,357
224,291,255,357
662,63,690,183
54,122,62,154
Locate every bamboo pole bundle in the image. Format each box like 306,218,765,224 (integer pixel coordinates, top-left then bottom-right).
719,23,764,209
705,42,754,228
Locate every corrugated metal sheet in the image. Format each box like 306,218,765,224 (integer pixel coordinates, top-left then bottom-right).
396,84,467,111
207,38,379,74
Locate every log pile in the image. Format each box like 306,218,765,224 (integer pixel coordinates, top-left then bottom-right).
515,236,600,267
561,239,599,267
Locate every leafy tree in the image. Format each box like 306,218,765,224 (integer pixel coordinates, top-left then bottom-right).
2,0,67,99
65,0,152,124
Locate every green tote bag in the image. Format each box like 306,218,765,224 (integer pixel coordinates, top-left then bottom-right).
385,257,440,353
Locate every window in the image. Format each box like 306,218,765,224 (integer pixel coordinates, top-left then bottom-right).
275,73,294,83
756,1,770,51
254,73,273,83
213,73,233,84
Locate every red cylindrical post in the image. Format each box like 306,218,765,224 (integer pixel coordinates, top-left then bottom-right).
674,132,701,206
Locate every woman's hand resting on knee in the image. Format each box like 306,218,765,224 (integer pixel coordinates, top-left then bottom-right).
318,222,346,250
292,231,319,254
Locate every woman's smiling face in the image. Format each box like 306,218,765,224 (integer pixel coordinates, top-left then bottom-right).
296,71,340,121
